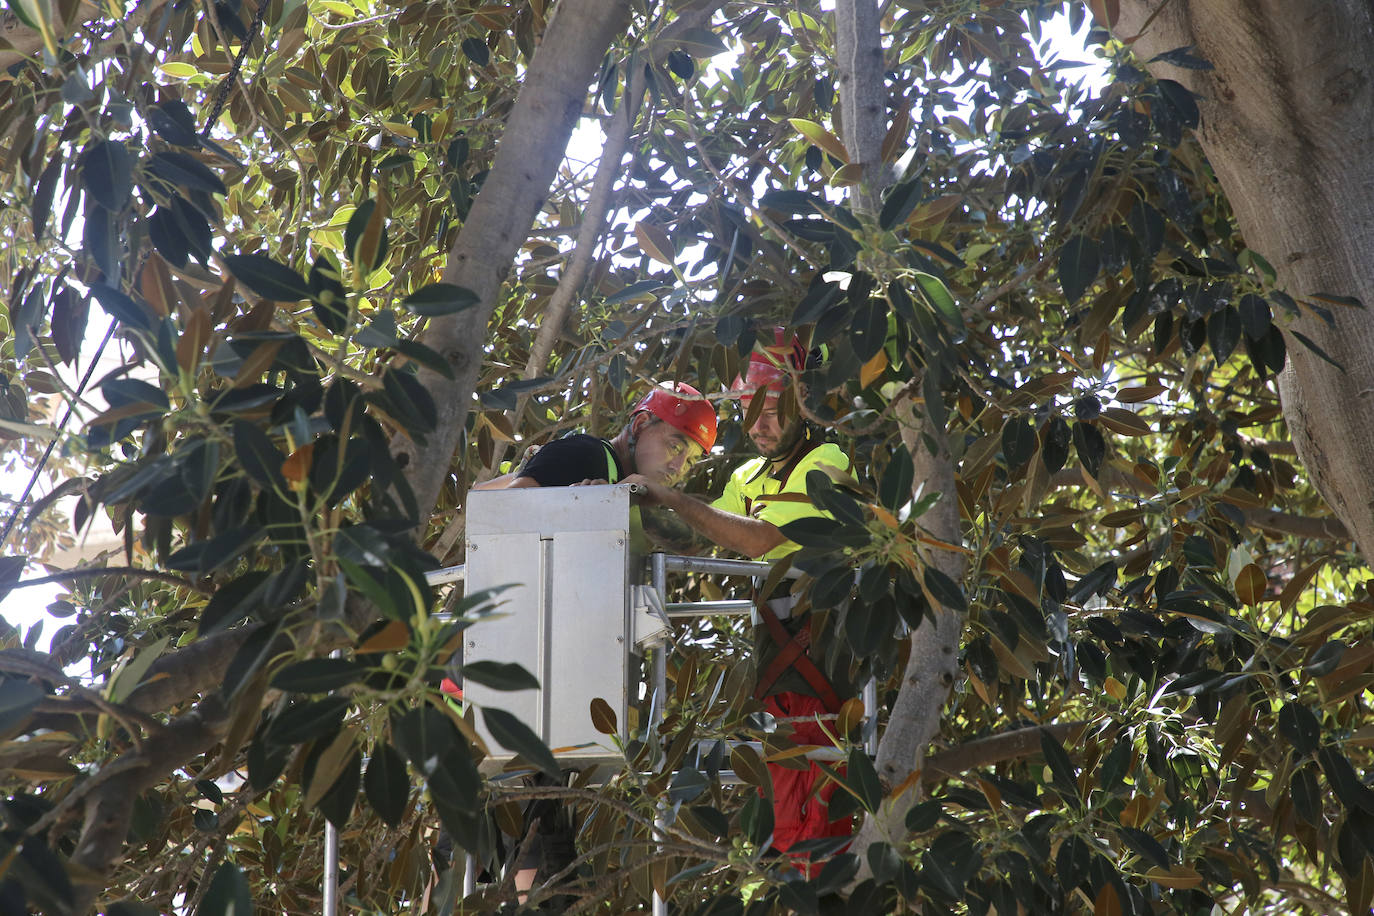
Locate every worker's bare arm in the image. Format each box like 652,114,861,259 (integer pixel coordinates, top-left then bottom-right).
471,474,542,490
624,475,786,559
639,504,712,555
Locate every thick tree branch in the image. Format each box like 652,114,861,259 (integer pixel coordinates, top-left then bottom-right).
1112,0,1374,567
922,721,1087,780
396,0,634,524
69,699,229,913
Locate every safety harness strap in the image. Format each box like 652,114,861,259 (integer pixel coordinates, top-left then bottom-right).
753,599,842,713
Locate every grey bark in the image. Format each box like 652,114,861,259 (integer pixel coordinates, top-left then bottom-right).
835,0,967,877
1112,0,1374,564
397,0,634,521
834,0,889,214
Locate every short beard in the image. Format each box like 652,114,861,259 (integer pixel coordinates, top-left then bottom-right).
760,420,806,460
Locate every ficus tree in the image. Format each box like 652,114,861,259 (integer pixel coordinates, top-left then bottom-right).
2,0,1374,913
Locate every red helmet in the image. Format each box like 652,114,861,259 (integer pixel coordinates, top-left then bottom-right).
731,329,808,398
633,382,717,452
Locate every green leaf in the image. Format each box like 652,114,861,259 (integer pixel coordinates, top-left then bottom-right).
196,861,252,916
309,253,349,333
90,283,153,331
109,635,172,703
31,153,61,242
482,707,560,777
271,658,366,693
879,177,923,230
675,26,728,58
338,558,401,620
1039,729,1079,802
739,792,774,846
223,253,310,302
147,151,228,195
778,516,842,547
1277,703,1322,756
0,678,45,737
401,283,480,316
364,740,410,826
232,421,285,490
148,100,200,147
905,799,940,832
393,340,455,379
1309,291,1365,309
847,747,883,812
265,696,351,746
198,570,269,633
1291,763,1322,826
1072,421,1106,478
850,296,888,362
878,445,914,512
1058,235,1100,304
460,35,490,66
316,748,362,827
1000,416,1036,469
1238,293,1271,340
1291,330,1345,372
923,565,967,612
346,199,389,271
1207,306,1242,361
461,660,540,691
669,766,709,804
83,139,133,211
912,271,962,329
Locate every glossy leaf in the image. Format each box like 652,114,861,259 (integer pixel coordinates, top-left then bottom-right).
364,740,410,826
461,660,539,691
401,282,480,316
223,253,310,302
482,707,560,777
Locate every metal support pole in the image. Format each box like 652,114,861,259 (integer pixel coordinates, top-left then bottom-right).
323,815,339,916
324,645,341,916
862,676,878,757
650,553,668,916
463,852,476,898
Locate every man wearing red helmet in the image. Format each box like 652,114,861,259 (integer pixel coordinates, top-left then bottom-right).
473,381,717,492
623,331,856,872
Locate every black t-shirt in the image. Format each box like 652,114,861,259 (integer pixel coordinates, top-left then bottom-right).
516,434,624,487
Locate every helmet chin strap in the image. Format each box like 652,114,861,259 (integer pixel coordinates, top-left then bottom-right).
624,413,646,474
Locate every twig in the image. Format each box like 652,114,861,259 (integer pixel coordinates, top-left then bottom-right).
5,565,210,593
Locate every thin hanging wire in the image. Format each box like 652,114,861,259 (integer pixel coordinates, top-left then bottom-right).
1,318,118,549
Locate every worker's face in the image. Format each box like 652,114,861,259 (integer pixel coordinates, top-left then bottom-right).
742,395,799,459
632,416,704,485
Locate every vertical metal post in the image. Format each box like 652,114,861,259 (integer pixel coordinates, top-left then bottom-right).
862,676,879,757
323,818,339,916
324,645,341,916
650,552,668,916
463,852,476,898
651,552,668,713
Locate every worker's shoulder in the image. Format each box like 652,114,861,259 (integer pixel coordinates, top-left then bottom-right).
800,441,850,472
525,432,610,460
728,456,768,482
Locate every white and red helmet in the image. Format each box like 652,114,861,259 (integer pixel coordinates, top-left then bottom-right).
730,328,808,400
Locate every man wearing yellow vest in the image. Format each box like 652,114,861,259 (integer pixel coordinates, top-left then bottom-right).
625,330,856,871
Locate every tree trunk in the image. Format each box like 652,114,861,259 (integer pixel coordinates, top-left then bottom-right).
1112,0,1374,562
397,0,634,521
835,0,967,876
